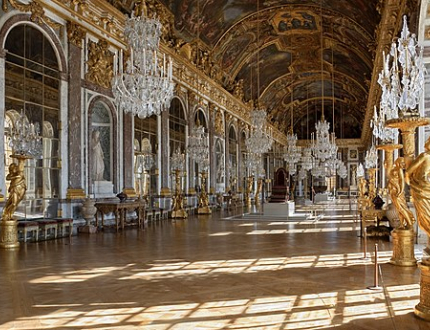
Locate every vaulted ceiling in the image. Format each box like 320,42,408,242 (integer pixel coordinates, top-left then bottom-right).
109,0,417,142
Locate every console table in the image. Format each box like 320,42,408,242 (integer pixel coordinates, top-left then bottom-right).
95,200,145,231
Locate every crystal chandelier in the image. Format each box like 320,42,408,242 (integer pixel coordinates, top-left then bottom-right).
245,105,273,155
378,15,425,118
301,147,313,171
7,110,42,157
188,124,209,170
170,147,185,172
312,114,337,162
365,145,378,169
244,152,263,177
112,3,175,119
283,128,301,174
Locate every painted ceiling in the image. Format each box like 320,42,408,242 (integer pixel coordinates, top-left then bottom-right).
110,0,383,140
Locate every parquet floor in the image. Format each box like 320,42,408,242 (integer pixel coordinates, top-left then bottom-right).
1,200,429,329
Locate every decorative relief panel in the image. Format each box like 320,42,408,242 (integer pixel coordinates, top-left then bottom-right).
85,39,113,89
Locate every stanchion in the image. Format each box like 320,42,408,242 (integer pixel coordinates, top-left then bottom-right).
368,243,382,290
361,226,369,260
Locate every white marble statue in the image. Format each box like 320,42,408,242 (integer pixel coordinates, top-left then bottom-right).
91,130,105,181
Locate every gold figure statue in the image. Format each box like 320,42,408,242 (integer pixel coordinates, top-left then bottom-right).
388,157,415,229
134,0,148,17
358,177,367,199
2,159,26,222
406,137,430,237
1,155,29,249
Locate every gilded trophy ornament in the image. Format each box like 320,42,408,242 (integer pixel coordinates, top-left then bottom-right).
388,157,415,229
85,39,113,89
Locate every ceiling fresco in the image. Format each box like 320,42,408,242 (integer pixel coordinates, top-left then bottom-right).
109,0,384,140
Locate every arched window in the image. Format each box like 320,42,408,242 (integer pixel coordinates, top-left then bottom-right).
4,24,60,218
134,115,157,196
169,98,186,154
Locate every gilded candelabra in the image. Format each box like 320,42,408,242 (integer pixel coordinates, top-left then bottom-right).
244,176,253,206
171,169,187,219
197,171,211,214
170,148,187,219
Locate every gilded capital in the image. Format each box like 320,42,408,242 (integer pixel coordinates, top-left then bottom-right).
67,21,86,48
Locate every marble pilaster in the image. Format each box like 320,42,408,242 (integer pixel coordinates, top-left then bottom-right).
225,118,230,190
0,51,5,196
209,105,216,193
160,110,170,195
66,42,85,199
122,112,136,197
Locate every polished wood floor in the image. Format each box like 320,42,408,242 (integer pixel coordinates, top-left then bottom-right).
1,200,429,329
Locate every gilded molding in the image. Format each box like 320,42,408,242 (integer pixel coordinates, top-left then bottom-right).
85,39,113,89
5,0,62,29
67,21,86,48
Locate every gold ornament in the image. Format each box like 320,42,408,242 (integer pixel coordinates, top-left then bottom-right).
406,137,430,237
85,39,113,89
388,157,415,229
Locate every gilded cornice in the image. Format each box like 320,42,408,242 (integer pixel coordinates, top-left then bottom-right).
362,0,408,146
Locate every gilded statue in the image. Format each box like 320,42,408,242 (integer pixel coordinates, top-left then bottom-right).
358,177,367,199
406,137,430,236
2,160,27,222
388,157,414,228
215,110,224,136
133,0,148,17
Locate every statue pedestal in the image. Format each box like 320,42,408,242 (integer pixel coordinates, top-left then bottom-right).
415,260,430,320
390,228,416,266
0,221,19,249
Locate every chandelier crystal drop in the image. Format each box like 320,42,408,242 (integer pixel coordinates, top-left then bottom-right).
7,110,42,157
112,5,175,119
365,145,378,169
378,15,425,118
371,105,398,143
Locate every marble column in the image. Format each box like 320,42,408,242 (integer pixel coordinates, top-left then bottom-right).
122,113,136,197
160,110,170,195
0,50,6,198
66,33,86,199
209,105,216,193
225,117,230,190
